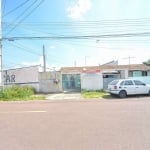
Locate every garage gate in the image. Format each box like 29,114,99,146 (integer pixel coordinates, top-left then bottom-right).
103,73,120,89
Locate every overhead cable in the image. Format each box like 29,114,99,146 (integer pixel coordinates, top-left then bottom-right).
3,32,150,41
3,0,30,17
5,0,45,36
4,0,39,31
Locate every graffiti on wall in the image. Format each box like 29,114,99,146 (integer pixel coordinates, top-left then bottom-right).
3,72,15,84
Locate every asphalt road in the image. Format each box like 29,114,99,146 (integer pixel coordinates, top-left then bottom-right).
0,97,150,150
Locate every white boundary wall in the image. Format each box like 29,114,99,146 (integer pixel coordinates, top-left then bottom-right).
81,72,103,90
3,66,40,92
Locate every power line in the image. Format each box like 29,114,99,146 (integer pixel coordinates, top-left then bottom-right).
4,40,65,64
5,22,150,30
3,0,30,17
3,32,150,40
3,17,150,28
4,17,150,23
2,16,150,39
3,19,150,40
4,0,39,31
3,60,39,69
3,20,150,28
5,0,45,36
15,41,41,54
6,41,41,56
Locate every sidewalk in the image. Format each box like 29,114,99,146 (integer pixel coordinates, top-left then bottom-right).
46,93,84,100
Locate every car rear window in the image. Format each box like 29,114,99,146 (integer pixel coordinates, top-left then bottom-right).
120,81,124,86
109,80,119,85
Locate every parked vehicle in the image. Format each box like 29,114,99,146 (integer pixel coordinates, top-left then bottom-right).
108,79,150,98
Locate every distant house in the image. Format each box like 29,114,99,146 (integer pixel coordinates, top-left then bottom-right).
61,64,150,90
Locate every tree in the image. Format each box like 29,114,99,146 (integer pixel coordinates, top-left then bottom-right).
143,59,150,66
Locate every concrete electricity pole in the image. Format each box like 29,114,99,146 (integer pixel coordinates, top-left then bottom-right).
123,56,135,65
0,0,2,89
43,45,46,72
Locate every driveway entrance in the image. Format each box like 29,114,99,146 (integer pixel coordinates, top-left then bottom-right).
62,74,81,92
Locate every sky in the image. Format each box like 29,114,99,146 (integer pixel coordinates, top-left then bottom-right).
1,0,150,70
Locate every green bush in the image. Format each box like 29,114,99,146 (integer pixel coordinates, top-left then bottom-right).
0,85,35,100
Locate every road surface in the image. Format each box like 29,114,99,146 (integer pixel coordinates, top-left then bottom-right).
0,97,150,150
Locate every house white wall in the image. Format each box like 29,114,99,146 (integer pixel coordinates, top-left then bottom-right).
81,72,103,90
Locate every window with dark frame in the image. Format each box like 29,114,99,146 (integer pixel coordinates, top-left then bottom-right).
124,80,134,85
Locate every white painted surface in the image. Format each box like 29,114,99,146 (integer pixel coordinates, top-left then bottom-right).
81,73,103,90
3,66,39,84
3,66,40,92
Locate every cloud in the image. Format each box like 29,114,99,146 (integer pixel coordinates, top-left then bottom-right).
67,0,92,20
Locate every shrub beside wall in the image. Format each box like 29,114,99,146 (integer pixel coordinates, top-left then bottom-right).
0,85,35,100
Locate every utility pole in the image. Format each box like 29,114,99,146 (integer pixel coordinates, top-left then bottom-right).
74,60,77,67
123,56,135,65
85,56,86,66
85,56,89,66
43,45,46,72
85,56,88,66
0,0,2,89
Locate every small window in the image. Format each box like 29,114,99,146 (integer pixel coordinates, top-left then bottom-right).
109,80,119,85
133,80,145,85
120,81,124,86
142,71,147,76
124,80,134,85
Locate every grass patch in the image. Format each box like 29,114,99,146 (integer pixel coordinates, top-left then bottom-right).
0,85,45,101
29,95,46,100
81,90,111,99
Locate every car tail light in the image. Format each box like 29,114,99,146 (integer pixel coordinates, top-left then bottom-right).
114,85,117,89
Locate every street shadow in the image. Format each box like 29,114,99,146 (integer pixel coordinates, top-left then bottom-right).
102,94,119,100
102,93,150,100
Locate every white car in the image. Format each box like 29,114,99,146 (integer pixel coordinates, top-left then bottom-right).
108,79,150,98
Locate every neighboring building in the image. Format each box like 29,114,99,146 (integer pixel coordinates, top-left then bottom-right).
61,64,150,90
3,65,40,92
3,65,62,93
3,64,150,93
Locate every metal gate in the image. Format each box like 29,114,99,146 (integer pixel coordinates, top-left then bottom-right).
103,74,120,89
62,74,81,92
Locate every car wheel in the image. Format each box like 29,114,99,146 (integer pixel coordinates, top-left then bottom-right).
148,90,150,96
119,90,127,98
